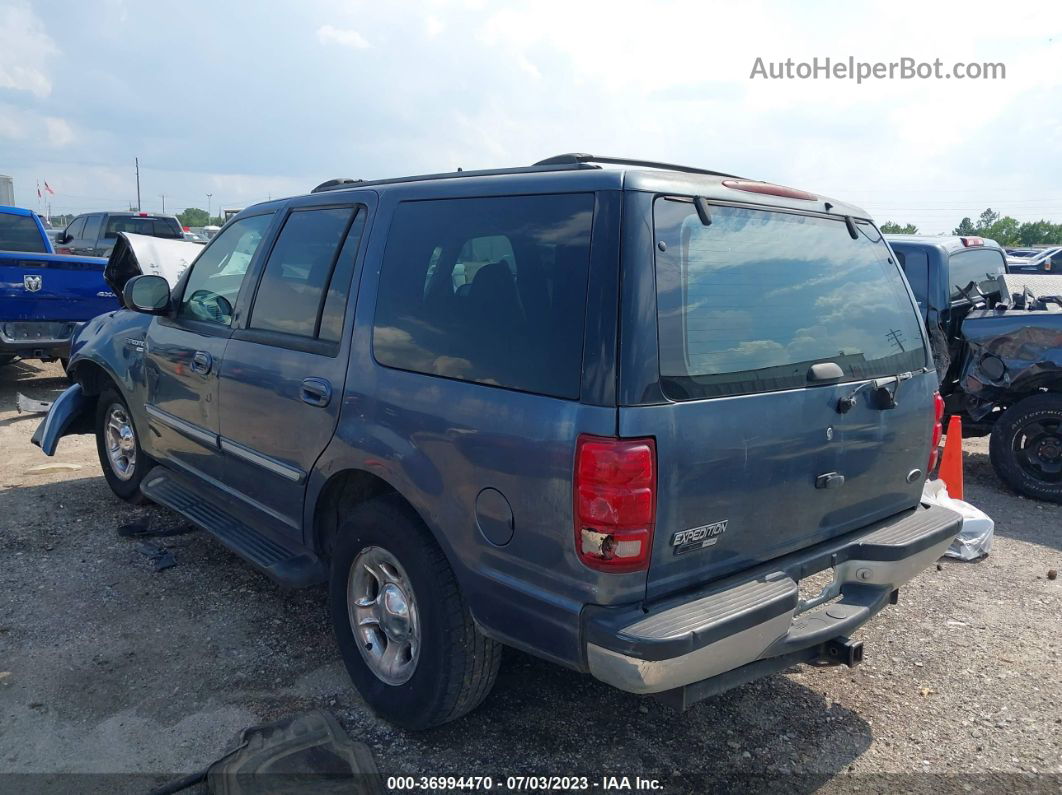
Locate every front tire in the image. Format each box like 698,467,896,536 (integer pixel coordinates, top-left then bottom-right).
329,495,501,729
989,394,1062,503
95,387,153,503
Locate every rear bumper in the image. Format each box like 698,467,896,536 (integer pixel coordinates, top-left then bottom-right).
584,503,961,699
0,321,78,358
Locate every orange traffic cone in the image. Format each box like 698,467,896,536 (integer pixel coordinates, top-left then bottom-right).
938,415,964,500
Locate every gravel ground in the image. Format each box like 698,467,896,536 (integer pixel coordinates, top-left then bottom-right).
1,360,1060,793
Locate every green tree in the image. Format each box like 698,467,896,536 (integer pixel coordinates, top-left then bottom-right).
177,207,210,227
977,208,1000,230
953,217,977,236
880,221,919,234
982,216,1021,246
1017,220,1062,246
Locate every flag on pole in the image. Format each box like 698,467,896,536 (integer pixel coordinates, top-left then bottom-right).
44,181,55,195
37,180,42,199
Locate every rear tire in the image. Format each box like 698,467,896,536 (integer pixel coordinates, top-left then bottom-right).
989,394,1062,503
328,494,501,729
95,386,153,504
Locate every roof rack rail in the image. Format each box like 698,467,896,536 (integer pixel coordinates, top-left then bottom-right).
312,178,363,193
309,162,601,193
533,153,742,179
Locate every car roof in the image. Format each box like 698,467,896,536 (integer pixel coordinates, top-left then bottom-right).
241,154,871,221
0,205,35,217
885,234,1005,255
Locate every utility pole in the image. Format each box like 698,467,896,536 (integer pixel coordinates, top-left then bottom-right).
135,157,141,211
206,193,213,219
159,193,166,213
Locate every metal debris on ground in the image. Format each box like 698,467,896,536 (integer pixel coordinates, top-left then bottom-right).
148,710,384,795
118,521,197,539
136,541,177,572
15,393,53,414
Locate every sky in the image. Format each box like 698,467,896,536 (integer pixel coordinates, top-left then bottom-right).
1,0,1060,233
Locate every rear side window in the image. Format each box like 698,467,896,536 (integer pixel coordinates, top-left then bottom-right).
894,248,929,315
947,248,1006,299
654,199,927,400
104,215,183,240
82,214,102,243
249,207,357,339
373,194,594,398
0,213,47,253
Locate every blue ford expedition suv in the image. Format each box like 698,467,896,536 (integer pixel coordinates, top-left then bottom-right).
33,154,960,728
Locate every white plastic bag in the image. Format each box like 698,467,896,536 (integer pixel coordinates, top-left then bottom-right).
922,479,994,560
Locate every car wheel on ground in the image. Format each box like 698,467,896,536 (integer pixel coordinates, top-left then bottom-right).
95,386,153,503
989,393,1062,503
328,494,501,730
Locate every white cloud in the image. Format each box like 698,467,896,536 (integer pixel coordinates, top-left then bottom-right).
44,116,74,147
316,23,370,49
5,0,1061,234
0,1,58,97
425,15,444,38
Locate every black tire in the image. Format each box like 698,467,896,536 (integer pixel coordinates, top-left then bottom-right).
0,355,15,368
95,386,153,504
989,394,1062,503
329,494,501,729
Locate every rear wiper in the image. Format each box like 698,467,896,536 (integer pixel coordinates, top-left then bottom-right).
836,371,914,413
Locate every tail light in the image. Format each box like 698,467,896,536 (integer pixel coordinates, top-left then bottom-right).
574,435,656,573
928,392,945,473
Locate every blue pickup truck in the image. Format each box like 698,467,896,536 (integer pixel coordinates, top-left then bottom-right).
0,206,115,365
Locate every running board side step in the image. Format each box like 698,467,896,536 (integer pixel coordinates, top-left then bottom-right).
140,467,326,588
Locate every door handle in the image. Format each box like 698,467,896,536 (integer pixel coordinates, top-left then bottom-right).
190,350,212,375
300,377,332,408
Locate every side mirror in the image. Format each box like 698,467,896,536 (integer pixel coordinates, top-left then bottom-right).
123,274,171,315
56,233,69,245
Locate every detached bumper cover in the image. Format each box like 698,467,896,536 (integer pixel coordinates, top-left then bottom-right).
585,503,961,695
31,383,88,455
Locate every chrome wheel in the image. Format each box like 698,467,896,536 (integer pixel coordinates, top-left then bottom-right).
104,403,137,481
347,546,420,685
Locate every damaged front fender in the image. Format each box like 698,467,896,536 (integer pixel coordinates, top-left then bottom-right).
960,309,1062,417
30,383,92,455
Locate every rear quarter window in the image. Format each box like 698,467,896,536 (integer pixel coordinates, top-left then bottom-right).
373,193,594,399
0,213,47,253
654,199,927,400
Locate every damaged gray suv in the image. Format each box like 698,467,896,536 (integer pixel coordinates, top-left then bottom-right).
33,154,961,728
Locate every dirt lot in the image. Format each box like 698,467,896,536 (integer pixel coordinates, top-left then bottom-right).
1,360,1060,793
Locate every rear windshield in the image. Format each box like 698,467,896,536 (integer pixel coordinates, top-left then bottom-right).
654,199,927,400
0,213,47,253
104,216,183,240
947,248,1005,299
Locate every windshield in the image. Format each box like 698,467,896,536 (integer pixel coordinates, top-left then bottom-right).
0,213,48,253
654,199,927,400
